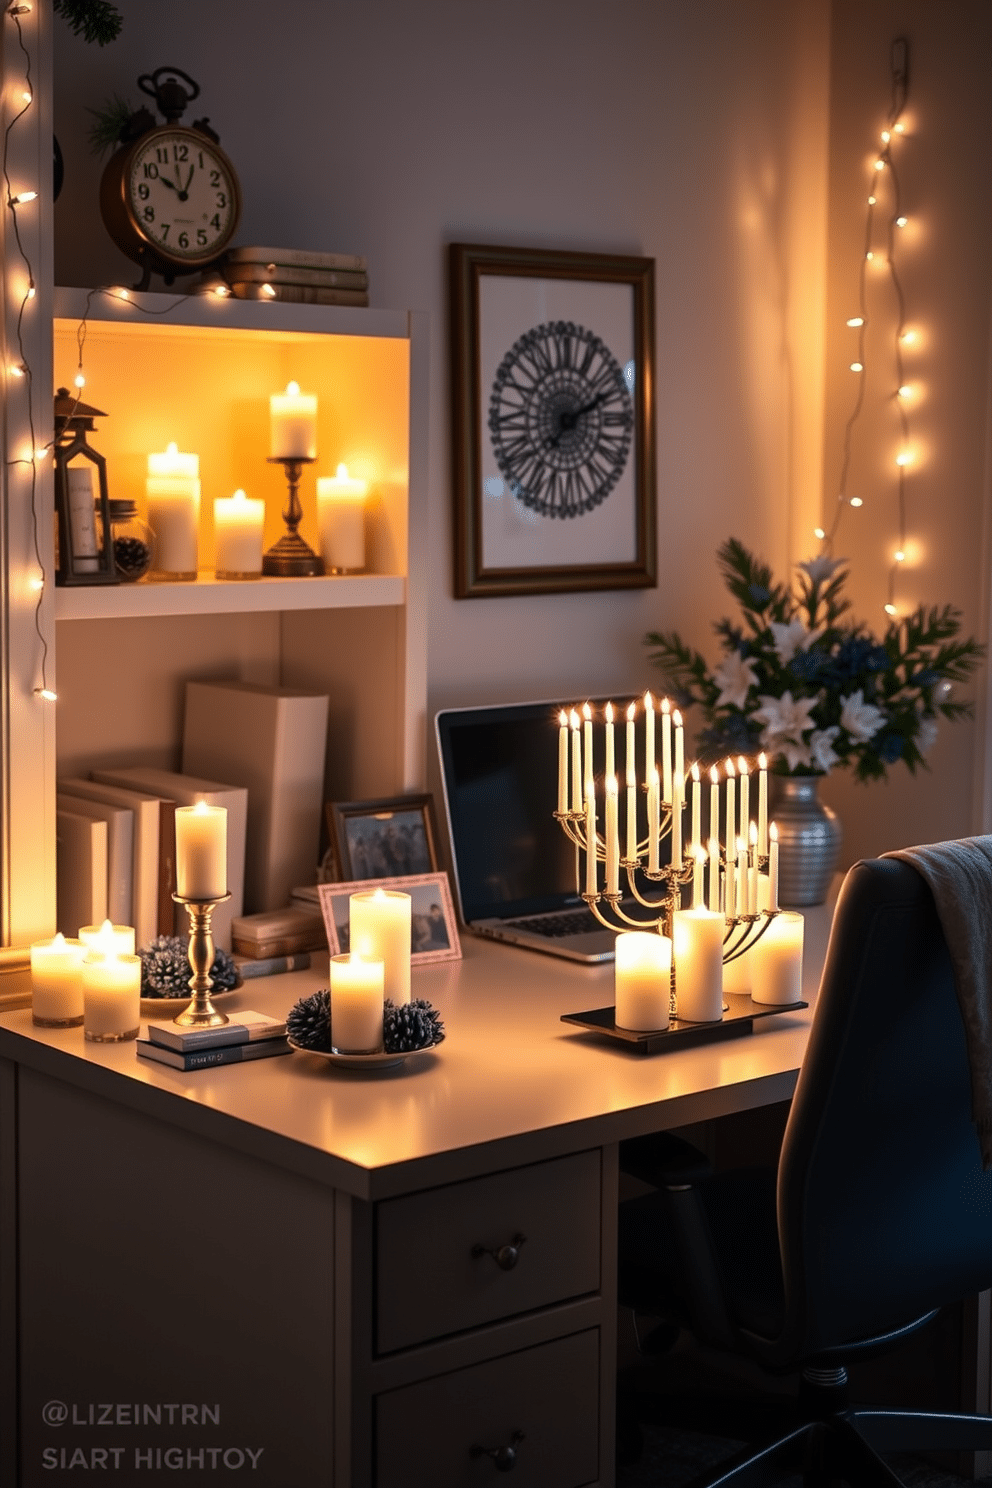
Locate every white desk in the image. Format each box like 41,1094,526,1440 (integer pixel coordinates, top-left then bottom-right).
0,897,835,1488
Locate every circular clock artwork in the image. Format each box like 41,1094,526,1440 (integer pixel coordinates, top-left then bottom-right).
487,320,634,519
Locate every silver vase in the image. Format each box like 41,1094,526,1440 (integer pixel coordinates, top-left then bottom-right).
772,776,842,907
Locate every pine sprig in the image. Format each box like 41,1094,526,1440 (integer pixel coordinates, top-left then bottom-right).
53,0,123,46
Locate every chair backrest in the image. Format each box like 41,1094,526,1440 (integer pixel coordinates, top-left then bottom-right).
775,854,992,1362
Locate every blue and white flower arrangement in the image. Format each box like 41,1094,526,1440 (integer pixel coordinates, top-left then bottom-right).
645,539,982,781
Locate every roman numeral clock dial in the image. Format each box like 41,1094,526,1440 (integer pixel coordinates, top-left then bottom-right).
488,321,634,518
99,69,242,289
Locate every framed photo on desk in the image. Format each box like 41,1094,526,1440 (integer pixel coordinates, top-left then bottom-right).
319,871,462,966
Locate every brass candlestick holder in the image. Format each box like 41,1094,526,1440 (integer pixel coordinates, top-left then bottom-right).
263,456,324,576
172,892,231,1027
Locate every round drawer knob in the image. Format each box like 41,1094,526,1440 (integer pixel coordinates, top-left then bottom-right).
471,1232,527,1271
471,1429,525,1472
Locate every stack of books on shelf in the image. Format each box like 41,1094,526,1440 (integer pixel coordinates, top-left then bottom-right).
231,905,327,979
136,1011,289,1072
199,246,369,306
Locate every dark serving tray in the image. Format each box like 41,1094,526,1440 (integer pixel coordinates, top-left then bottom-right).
560,996,808,1055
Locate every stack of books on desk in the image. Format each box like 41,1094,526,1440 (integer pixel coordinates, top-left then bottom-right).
136,1011,290,1071
200,246,369,306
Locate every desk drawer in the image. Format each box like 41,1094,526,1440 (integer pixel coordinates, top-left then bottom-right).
375,1328,600,1488
375,1151,601,1353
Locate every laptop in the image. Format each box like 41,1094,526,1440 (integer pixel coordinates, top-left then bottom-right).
435,699,630,964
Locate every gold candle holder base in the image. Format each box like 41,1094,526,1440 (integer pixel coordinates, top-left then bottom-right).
263,456,323,577
85,1026,140,1043
172,892,232,1027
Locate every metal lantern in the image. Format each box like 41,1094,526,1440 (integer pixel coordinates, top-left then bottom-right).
53,387,117,586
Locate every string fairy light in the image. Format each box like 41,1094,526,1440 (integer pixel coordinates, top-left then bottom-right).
2,0,55,698
823,37,916,618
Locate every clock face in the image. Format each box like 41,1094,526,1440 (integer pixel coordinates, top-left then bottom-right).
487,320,634,519
126,129,239,264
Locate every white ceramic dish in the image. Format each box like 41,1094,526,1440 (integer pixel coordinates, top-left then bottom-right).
287,1038,439,1071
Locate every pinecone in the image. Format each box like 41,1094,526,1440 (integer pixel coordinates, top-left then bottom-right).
139,934,238,997
286,988,332,1051
383,998,445,1053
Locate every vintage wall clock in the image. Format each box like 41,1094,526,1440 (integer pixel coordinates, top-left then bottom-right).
450,243,656,598
99,67,242,289
487,319,634,520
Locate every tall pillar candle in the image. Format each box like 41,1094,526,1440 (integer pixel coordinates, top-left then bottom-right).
270,381,317,459
329,953,384,1053
724,871,771,995
582,703,594,805
673,908,724,1022
175,802,228,900
615,931,672,1031
661,698,672,805
147,443,200,578
214,488,264,578
643,692,655,784
585,779,598,896
30,933,85,1026
751,911,804,1004
673,710,684,797
625,702,637,861
317,464,367,572
758,754,769,857
738,758,750,845
570,710,583,813
605,775,619,896
83,951,141,1042
647,768,660,874
604,703,615,780
557,711,569,815
690,764,701,853
724,759,736,855
350,888,412,1004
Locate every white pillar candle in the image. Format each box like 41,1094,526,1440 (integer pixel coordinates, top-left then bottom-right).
615,930,672,1031
625,702,637,861
690,764,701,853
583,703,594,806
758,753,769,857
709,765,720,845
557,711,569,814
605,775,619,896
317,463,367,572
79,920,135,957
330,953,384,1053
147,443,200,578
769,822,779,911
175,802,228,900
738,757,750,845
725,872,770,995
585,780,598,896
604,703,615,780
751,911,804,1004
724,759,736,855
83,951,141,1042
708,836,720,914
673,908,724,1022
270,381,317,460
749,821,759,914
648,767,660,874
30,933,85,1026
570,710,583,814
350,888,412,1005
214,488,264,578
661,698,672,805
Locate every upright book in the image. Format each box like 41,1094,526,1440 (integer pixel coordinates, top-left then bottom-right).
182,681,328,914
56,810,107,937
57,790,134,929
59,777,164,949
91,767,247,951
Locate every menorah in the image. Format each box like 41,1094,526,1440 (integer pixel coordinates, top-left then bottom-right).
555,697,781,1010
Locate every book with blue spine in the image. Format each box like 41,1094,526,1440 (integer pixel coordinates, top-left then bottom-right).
136,1036,290,1071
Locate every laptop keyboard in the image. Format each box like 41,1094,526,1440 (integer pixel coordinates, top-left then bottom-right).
504,908,602,939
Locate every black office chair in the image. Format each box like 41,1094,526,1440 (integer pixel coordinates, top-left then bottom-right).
618,854,992,1486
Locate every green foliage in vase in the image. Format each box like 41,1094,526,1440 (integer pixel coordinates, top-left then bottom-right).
645,539,983,782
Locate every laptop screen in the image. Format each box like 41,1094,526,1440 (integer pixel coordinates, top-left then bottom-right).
436,698,637,925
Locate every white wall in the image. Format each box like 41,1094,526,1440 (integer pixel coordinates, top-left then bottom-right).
53,0,830,717
818,0,992,864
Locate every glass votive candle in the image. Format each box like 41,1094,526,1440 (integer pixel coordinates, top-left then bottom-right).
349,888,412,1005
30,933,86,1027
83,952,141,1043
79,920,136,957
330,953,385,1055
